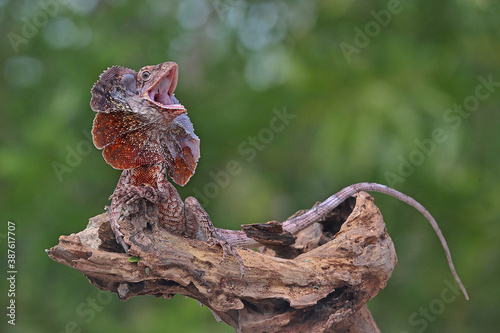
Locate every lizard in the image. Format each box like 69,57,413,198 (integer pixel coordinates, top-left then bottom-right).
90,62,468,300
90,62,243,272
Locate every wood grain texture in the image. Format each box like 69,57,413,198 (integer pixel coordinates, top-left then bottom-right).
47,192,395,332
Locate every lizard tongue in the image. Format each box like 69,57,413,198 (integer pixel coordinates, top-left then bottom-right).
156,87,172,105
149,76,172,106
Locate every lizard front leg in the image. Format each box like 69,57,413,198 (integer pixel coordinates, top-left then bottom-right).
108,170,135,251
108,168,184,251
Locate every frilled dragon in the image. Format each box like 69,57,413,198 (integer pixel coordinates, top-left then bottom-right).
90,62,468,298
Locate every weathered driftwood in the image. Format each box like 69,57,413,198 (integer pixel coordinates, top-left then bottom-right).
47,192,396,332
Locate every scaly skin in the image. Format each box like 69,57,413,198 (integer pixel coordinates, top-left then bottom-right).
90,62,244,274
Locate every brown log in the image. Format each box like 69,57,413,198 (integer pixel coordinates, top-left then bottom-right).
47,192,396,332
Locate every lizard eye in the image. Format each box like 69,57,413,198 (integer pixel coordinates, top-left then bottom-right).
141,71,151,81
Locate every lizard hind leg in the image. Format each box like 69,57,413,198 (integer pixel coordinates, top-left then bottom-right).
184,196,246,277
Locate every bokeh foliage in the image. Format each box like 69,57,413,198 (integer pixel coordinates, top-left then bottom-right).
1,0,499,332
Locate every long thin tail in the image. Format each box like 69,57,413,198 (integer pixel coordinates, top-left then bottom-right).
355,183,469,300
283,182,469,300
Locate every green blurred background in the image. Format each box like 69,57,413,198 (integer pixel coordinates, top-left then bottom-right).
1,0,499,332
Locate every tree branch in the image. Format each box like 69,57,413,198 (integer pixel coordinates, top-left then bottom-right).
47,192,396,332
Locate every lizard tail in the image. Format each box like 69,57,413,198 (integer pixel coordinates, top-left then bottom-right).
283,182,469,300
352,183,469,300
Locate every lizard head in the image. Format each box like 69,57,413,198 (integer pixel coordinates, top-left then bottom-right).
90,62,186,120
137,62,186,121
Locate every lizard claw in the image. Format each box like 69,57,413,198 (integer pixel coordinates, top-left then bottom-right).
112,185,143,206
208,234,245,277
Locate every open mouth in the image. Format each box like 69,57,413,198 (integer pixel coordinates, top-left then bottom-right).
146,66,185,110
